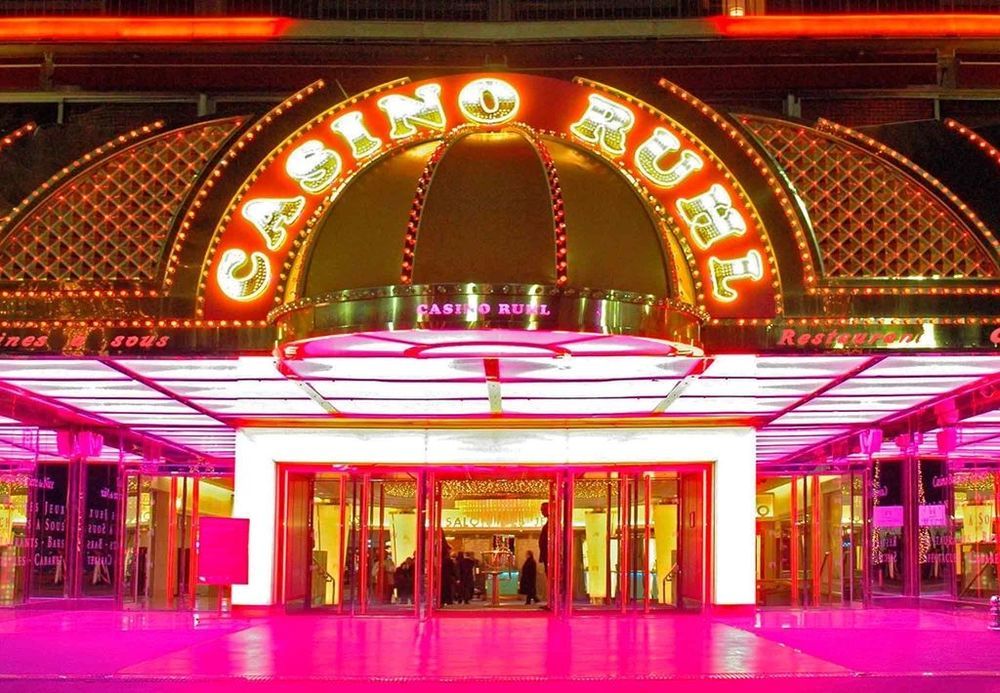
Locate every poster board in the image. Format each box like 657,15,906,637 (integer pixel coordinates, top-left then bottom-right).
197,516,249,586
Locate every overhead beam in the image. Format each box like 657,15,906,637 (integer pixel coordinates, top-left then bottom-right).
778,371,1000,468
0,16,998,44
0,379,221,465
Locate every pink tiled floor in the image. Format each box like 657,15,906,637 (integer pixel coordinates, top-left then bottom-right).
0,607,997,690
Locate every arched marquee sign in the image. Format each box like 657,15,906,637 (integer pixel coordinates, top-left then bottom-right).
198,73,779,320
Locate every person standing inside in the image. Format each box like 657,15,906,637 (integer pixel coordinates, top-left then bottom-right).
538,502,549,604
440,543,456,606
519,550,539,605
457,551,475,604
395,556,414,605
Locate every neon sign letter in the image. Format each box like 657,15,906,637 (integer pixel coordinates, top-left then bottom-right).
217,249,271,301
330,112,382,160
570,94,634,156
378,84,447,140
676,184,748,250
709,251,763,302
458,78,520,125
285,140,342,194
635,127,704,189
241,197,305,251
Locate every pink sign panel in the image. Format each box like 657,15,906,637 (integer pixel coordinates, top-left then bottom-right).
919,504,948,527
197,516,249,586
873,505,904,528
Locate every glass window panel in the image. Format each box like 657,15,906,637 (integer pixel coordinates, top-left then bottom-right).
30,463,70,598
501,379,678,399
863,355,1000,377
502,398,660,416
309,380,488,400
666,396,801,414
756,356,873,378
193,399,330,415
795,395,930,412
81,464,119,598
328,399,491,416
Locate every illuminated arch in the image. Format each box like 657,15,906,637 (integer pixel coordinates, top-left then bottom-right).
0,117,243,289
741,114,1000,286
184,73,806,320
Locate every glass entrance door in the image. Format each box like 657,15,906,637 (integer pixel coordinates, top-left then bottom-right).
567,469,705,613
281,465,709,617
26,460,123,603
122,473,233,610
427,472,556,613
281,470,423,614
0,470,31,605
756,471,866,607
364,474,419,613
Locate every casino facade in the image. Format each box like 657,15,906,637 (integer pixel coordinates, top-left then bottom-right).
0,8,999,616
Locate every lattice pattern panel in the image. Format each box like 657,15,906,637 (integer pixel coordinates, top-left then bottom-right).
742,117,998,279
0,118,242,283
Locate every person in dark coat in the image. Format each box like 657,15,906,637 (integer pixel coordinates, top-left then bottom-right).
519,550,539,605
538,502,549,604
538,502,549,568
395,556,414,604
457,552,475,604
440,543,457,606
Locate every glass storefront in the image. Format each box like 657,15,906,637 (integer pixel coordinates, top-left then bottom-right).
927,465,998,603
756,463,1000,608
5,455,998,612
1,462,232,609
0,471,29,605
122,474,234,610
1,460,122,603
756,472,866,607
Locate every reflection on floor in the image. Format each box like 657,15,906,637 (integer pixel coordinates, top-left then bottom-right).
438,600,546,612
0,607,996,691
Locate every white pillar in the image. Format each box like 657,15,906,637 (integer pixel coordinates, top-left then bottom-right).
232,430,277,606
711,427,756,605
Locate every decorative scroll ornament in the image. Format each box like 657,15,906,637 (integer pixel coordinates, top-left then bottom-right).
709,251,763,302
458,77,520,124
378,83,447,140
241,197,306,251
285,140,342,194
217,249,270,301
634,127,704,189
569,93,635,156
676,184,748,250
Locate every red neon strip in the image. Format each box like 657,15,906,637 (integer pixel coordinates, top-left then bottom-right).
0,14,996,42
711,14,1000,39
0,17,290,42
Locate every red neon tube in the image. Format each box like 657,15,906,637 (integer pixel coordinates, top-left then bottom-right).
712,14,1000,39
0,17,289,42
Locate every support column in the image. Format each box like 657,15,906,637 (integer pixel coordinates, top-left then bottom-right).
712,427,757,606
232,430,277,606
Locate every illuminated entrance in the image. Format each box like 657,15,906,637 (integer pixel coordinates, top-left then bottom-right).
276,465,709,616
0,70,998,617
